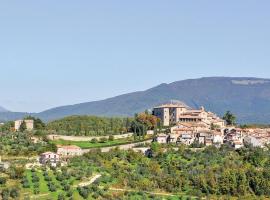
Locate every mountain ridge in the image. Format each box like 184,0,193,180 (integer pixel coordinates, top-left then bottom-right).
0,106,9,113
1,77,270,123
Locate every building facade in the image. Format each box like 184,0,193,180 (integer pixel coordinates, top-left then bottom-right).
39,152,60,167
14,119,34,131
153,100,190,126
153,100,225,128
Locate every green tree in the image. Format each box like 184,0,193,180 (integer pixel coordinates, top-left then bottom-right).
223,111,236,125
19,121,27,132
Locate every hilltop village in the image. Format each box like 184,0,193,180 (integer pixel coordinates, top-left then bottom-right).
152,101,270,150
7,100,270,168
1,101,270,199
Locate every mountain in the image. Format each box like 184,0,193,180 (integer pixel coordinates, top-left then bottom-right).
2,77,270,124
0,106,8,112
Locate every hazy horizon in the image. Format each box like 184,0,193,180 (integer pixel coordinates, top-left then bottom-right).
1,1,270,112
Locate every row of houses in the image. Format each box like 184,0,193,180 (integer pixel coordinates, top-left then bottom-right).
155,124,270,149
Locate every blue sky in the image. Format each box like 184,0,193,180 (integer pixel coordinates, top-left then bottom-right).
0,1,270,112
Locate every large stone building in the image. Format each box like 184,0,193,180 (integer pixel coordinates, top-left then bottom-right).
152,100,190,126
14,119,34,131
153,100,225,128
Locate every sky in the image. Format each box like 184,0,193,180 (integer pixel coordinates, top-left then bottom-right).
0,1,270,112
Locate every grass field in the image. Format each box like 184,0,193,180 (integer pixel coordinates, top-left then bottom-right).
51,136,152,149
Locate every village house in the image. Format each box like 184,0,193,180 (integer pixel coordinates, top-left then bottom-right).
212,132,223,144
14,119,34,131
167,133,180,143
178,133,195,145
39,152,60,167
155,133,168,144
57,145,83,157
243,136,264,147
232,140,244,149
223,128,245,149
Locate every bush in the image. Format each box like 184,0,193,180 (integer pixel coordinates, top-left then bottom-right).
48,182,57,192
33,182,40,188
109,135,114,141
22,180,30,188
33,188,40,194
32,175,40,183
0,177,7,185
1,188,9,200
78,187,89,199
90,138,98,143
58,193,65,200
63,183,70,191
66,190,73,197
10,188,20,198
44,175,52,181
99,137,107,143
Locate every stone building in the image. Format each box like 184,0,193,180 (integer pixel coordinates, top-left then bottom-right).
153,100,225,128
14,119,34,131
152,100,190,126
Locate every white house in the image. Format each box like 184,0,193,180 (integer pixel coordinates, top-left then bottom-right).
39,152,60,167
232,140,244,149
156,134,168,144
57,145,82,157
178,134,195,145
243,136,264,148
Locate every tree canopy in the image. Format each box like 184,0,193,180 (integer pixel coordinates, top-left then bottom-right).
223,111,236,125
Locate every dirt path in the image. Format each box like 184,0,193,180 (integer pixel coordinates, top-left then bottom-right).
29,193,50,199
74,174,102,187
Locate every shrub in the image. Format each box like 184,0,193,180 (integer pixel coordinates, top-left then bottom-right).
1,188,9,200
0,177,7,185
90,138,98,143
58,193,65,200
10,188,20,198
48,182,57,192
78,187,89,199
32,175,40,183
109,135,114,141
44,175,52,182
99,137,107,143
66,190,73,197
33,188,40,194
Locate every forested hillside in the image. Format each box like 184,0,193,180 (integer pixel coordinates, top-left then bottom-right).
46,115,133,136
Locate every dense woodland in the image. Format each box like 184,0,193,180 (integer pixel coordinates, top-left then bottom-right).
71,144,270,199
46,116,133,136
